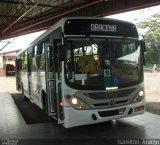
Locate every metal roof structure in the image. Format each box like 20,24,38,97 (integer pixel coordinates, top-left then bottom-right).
0,0,160,41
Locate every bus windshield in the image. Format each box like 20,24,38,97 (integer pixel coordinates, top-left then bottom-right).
65,37,142,89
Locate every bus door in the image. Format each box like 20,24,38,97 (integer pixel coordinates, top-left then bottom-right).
15,59,22,91
28,53,32,97
45,43,57,116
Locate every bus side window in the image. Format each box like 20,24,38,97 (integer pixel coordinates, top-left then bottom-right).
22,53,24,70
40,49,45,70
36,43,45,70
18,55,22,70
22,51,27,70
32,46,38,70
46,43,55,78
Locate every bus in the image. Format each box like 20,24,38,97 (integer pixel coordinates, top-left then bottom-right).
16,17,146,128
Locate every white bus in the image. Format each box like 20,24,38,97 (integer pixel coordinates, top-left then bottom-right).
16,17,146,128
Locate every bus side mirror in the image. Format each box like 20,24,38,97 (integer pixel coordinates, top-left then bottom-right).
140,40,146,65
58,44,65,61
140,40,146,52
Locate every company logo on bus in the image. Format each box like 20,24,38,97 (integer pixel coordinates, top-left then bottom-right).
110,100,115,107
91,24,117,32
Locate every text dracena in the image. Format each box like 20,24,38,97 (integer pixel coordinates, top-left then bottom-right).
91,24,117,32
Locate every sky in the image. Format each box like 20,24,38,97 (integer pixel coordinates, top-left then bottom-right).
105,5,160,22
0,30,45,53
105,5,160,34
0,5,159,53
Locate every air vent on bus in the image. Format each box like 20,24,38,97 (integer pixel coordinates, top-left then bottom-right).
98,108,125,117
93,102,109,107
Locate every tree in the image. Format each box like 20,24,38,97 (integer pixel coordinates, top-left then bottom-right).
136,12,160,64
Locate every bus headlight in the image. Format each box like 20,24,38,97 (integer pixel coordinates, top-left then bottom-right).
132,90,145,103
65,95,90,110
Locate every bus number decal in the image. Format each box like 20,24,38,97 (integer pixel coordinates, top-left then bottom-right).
103,69,111,86
104,69,111,77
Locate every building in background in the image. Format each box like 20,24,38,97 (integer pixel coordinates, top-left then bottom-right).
0,50,21,77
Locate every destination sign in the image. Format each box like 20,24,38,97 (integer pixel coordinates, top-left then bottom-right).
90,24,116,32
64,18,138,38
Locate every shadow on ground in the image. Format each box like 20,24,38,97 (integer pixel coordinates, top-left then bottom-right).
146,102,160,115
11,93,54,124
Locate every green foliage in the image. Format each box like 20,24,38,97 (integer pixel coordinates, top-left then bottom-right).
144,48,160,64
143,64,153,71
136,12,160,64
144,64,160,71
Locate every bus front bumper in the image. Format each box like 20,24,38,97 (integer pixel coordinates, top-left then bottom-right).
63,100,145,128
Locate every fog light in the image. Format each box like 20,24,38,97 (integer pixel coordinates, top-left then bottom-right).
118,108,125,114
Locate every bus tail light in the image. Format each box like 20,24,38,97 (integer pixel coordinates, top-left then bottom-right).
60,102,63,107
58,83,64,120
65,95,90,110
59,100,64,120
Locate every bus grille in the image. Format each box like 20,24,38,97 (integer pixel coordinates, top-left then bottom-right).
84,88,135,100
92,100,128,108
